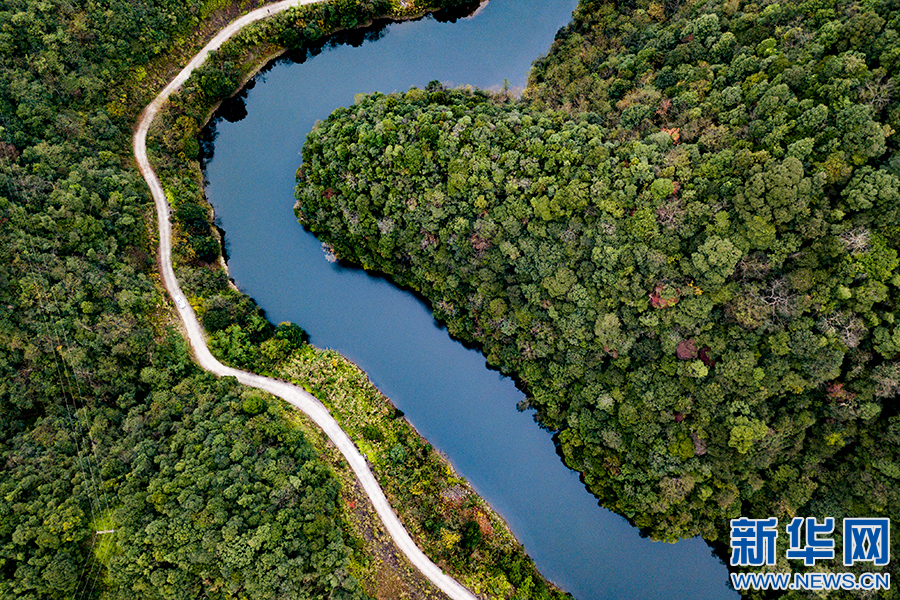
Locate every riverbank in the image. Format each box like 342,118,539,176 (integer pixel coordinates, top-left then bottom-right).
279,345,567,598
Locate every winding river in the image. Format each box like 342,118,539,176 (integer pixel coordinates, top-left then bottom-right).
202,2,738,598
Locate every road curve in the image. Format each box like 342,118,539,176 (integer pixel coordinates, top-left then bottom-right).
132,4,478,599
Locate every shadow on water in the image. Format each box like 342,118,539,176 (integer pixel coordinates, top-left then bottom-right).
202,19,393,159
199,1,740,599
205,0,484,141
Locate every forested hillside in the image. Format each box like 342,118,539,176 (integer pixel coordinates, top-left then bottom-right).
296,0,900,591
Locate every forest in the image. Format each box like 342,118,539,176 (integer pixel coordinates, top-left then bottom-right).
296,0,900,594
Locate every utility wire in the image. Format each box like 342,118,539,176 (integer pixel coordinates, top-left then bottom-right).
0,152,115,599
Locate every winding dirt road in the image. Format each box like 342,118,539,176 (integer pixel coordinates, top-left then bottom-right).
133,3,478,599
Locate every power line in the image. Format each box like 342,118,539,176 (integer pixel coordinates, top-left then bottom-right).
0,152,115,599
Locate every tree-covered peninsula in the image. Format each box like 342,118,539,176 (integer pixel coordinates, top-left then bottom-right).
296,0,900,590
